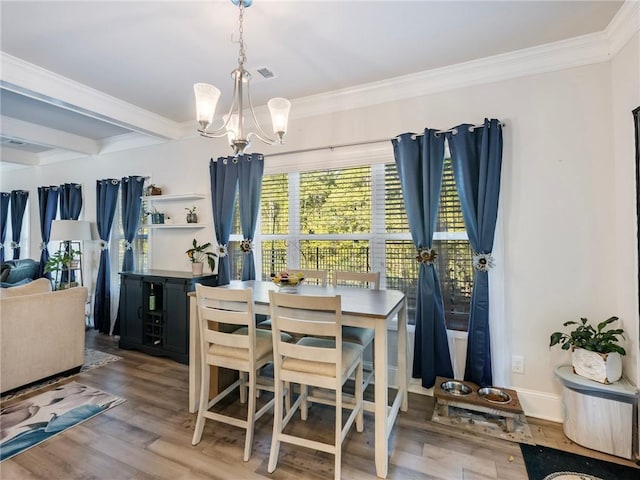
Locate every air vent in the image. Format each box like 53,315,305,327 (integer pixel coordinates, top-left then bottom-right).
256,67,275,79
7,140,26,146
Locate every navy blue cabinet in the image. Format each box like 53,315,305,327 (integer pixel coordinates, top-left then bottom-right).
118,270,217,364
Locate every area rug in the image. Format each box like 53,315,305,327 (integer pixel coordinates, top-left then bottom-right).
1,348,122,402
520,444,640,480
0,381,125,461
430,403,534,444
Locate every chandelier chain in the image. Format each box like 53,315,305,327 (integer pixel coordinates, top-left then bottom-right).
237,0,246,68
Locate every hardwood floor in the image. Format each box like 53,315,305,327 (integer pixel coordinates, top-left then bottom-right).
1,331,638,479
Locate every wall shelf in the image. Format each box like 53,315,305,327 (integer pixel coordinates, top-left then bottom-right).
145,223,207,229
142,193,206,202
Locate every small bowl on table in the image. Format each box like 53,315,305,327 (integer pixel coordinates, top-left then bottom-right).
272,272,305,293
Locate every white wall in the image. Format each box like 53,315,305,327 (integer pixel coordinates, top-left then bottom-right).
2,38,638,421
611,31,640,387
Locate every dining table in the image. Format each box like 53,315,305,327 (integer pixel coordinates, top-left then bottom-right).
188,279,408,479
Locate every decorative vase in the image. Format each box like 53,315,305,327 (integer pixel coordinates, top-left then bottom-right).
186,213,198,224
571,347,622,384
192,262,204,276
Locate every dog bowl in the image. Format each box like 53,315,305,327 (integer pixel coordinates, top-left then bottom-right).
440,380,472,396
478,387,511,404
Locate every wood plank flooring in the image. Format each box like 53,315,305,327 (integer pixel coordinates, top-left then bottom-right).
1,330,638,479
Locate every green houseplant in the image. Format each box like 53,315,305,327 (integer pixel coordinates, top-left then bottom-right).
550,316,626,384
185,239,217,275
44,248,82,289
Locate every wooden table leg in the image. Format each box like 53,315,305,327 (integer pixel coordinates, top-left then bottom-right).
374,318,389,478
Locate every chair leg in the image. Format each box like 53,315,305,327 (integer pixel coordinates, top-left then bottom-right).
356,360,364,433
284,381,292,413
244,369,257,462
334,381,342,480
300,384,308,421
239,371,247,404
268,378,283,473
192,362,211,446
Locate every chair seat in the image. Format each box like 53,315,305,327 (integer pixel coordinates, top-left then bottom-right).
282,337,363,378
210,328,291,361
341,326,374,346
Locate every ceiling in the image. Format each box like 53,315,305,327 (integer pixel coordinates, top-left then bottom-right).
0,0,626,167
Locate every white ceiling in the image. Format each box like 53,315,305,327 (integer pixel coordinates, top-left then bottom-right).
0,0,627,167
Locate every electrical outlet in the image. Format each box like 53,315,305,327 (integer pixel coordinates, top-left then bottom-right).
512,355,525,374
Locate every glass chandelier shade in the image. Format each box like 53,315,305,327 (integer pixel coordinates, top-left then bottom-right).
194,0,291,155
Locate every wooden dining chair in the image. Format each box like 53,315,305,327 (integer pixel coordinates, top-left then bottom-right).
333,271,380,389
288,268,328,286
192,285,287,461
267,290,364,480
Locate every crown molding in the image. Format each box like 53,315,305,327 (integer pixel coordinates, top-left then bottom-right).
1,52,182,140
289,1,639,121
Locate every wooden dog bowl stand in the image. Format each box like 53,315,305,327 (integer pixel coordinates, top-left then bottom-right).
434,376,524,432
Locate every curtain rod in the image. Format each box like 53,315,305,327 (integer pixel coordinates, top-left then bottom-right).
264,121,504,159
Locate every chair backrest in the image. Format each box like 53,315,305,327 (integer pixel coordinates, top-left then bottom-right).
269,290,342,382
287,268,328,287
195,284,256,363
332,271,380,290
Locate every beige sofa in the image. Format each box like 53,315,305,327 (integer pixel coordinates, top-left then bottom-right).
0,278,88,393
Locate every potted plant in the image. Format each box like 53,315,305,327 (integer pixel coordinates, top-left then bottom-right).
185,239,217,276
44,248,81,290
150,206,165,224
550,316,626,384
185,206,198,224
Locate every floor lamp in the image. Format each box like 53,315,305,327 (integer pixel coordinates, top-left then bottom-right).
49,220,92,289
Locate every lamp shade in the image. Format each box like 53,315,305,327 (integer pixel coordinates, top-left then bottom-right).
194,83,221,129
267,97,291,137
50,220,92,241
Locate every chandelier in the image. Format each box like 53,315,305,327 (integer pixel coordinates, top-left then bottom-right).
194,0,291,156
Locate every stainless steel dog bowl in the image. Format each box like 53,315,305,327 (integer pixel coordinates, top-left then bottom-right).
440,380,472,396
478,387,511,404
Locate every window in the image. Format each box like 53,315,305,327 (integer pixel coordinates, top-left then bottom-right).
113,198,149,273
229,153,473,331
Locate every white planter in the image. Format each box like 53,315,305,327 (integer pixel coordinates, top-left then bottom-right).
571,347,622,384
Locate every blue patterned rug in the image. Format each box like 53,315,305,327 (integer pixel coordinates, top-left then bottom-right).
0,348,122,402
0,381,125,461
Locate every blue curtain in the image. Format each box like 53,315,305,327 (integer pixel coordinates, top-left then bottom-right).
59,183,83,282
10,190,29,260
59,183,83,220
94,179,120,334
238,153,264,280
0,192,9,263
112,176,145,336
210,157,239,285
447,119,503,387
392,130,453,388
120,176,145,272
37,186,60,278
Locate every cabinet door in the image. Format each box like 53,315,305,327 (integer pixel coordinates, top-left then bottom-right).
119,275,143,345
163,279,189,354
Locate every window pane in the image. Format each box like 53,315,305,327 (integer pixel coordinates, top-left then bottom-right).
231,196,241,236
437,157,466,232
261,240,288,280
227,241,243,280
385,240,418,325
261,174,289,235
385,163,408,233
299,240,371,284
434,239,473,331
299,167,371,234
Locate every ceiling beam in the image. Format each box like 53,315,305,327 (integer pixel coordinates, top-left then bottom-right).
1,115,99,154
1,52,181,140
0,146,40,166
